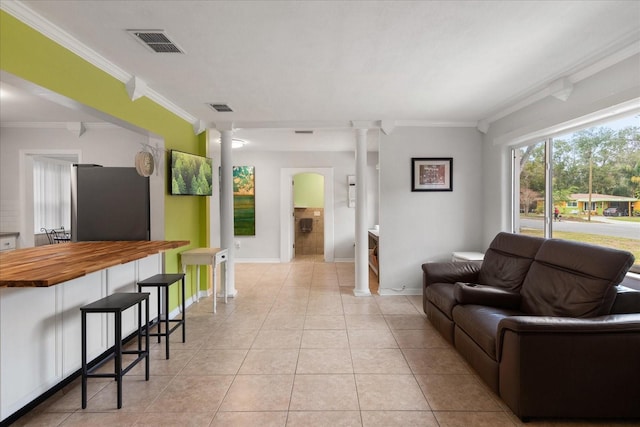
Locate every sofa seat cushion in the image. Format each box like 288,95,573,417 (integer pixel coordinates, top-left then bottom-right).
478,232,545,291
452,305,521,360
425,283,457,319
521,239,635,317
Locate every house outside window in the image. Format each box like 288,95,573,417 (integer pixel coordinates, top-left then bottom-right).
513,114,640,272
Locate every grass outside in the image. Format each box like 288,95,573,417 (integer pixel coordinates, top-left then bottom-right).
520,228,640,265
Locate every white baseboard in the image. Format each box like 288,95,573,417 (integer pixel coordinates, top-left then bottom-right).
377,287,422,296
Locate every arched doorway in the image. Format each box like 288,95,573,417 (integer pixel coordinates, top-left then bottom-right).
280,168,334,262
293,172,324,259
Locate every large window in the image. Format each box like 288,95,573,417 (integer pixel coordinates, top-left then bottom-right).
514,114,640,272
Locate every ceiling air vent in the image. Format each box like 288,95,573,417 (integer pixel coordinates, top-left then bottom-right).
208,103,233,113
295,130,314,134
128,30,184,53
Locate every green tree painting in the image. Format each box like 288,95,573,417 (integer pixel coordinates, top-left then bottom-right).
171,151,212,195
233,166,255,235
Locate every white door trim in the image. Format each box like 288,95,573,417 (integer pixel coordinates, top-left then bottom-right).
280,168,334,262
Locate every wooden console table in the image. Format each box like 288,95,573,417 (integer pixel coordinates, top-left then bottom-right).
180,247,228,313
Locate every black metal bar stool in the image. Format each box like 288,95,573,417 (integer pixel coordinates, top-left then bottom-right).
81,292,150,409
137,273,186,359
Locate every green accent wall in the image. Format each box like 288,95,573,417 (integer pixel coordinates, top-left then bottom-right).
294,173,324,207
1,11,208,303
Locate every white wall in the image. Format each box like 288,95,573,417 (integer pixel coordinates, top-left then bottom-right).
378,126,484,295
221,149,379,261
482,53,640,247
0,125,165,247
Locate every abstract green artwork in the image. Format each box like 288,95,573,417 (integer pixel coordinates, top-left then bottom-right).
233,166,255,236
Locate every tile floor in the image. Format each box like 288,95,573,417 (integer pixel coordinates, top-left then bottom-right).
12,256,640,426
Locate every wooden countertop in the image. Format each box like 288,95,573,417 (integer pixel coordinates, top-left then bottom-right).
0,240,190,288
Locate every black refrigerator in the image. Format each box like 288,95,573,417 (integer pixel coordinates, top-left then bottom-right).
71,165,150,241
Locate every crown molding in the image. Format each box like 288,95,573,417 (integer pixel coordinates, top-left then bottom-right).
394,120,477,128
1,0,197,124
0,121,118,129
481,29,640,127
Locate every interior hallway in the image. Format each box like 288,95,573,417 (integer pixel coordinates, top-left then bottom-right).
11,257,638,426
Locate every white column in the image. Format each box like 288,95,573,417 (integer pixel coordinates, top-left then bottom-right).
354,127,371,296
219,128,237,297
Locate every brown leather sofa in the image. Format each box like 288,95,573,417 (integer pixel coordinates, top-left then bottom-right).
422,232,640,421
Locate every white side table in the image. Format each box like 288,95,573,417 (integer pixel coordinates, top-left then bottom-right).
452,251,485,262
180,247,228,313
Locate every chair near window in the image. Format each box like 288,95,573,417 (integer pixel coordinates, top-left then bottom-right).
40,227,70,244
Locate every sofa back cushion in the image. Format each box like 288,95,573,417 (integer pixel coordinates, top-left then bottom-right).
478,232,545,291
520,239,635,317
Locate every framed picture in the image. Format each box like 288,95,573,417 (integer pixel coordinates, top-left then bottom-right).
411,157,453,192
233,166,256,236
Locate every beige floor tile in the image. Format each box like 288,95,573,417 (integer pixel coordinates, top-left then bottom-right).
415,374,502,411
180,349,247,375
33,379,110,413
270,301,309,314
83,375,172,412
343,302,382,314
252,329,303,349
286,411,362,426
304,314,346,329
306,302,344,315
204,328,258,349
403,348,470,374
345,314,389,330
239,349,299,374
296,348,353,374
221,313,267,329
361,410,439,427
128,348,195,376
391,328,449,349
348,329,398,349
55,411,141,426
11,411,73,427
133,411,215,426
211,411,287,427
384,314,429,330
351,349,411,374
376,297,420,314
301,329,349,348
356,374,430,411
262,313,306,330
220,375,294,411
433,410,516,427
145,375,234,413
290,374,359,411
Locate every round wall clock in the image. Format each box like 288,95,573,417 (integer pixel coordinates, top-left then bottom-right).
135,151,154,177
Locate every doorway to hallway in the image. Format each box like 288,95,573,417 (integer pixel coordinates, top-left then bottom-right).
280,168,334,263
293,172,324,259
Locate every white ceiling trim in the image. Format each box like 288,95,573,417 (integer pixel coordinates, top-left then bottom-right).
0,121,119,129
481,30,640,128
1,0,197,124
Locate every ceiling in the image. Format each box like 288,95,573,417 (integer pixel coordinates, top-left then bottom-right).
1,0,639,151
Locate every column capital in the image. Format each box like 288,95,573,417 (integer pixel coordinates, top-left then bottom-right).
214,122,235,132
350,120,376,130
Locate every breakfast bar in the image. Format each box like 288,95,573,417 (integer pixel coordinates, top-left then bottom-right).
0,240,189,423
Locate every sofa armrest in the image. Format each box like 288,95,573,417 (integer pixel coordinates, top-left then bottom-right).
454,282,521,309
422,262,481,288
496,314,640,419
497,314,640,358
